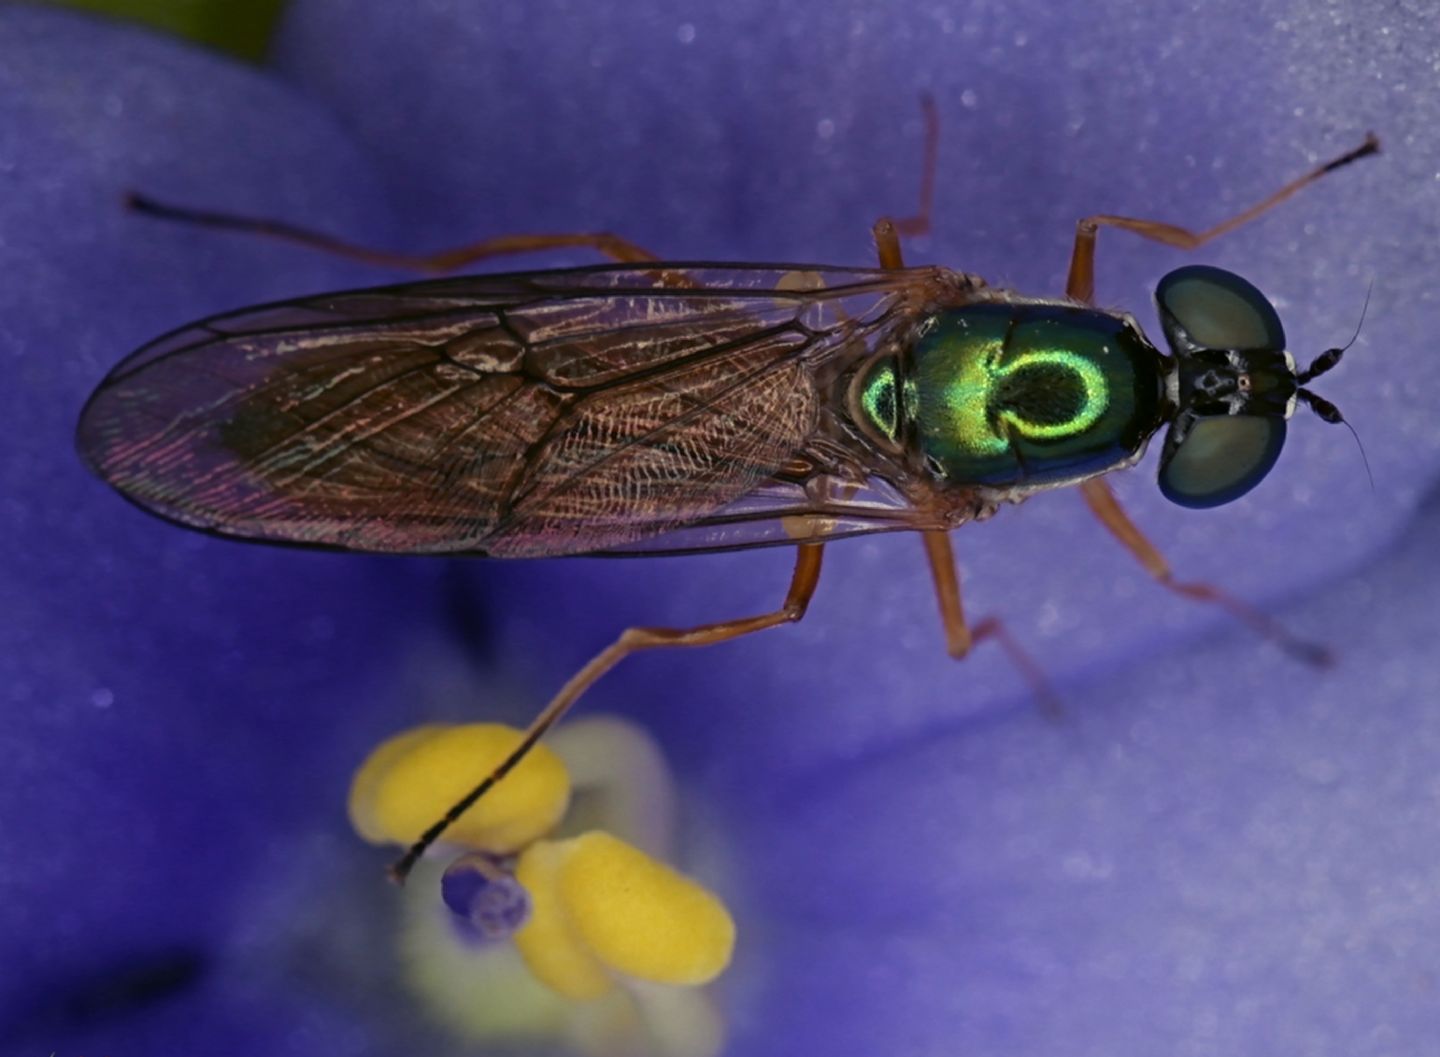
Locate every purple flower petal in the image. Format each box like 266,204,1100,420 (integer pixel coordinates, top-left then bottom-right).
1,8,453,1054
7,1,1440,1055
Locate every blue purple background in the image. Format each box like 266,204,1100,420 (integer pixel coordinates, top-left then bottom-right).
3,2,1439,1055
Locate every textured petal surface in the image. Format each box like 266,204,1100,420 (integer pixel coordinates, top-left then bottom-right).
7,1,1439,1055
0,10,456,1055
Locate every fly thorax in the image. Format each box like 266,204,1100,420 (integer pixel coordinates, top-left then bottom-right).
849,354,902,450
899,303,1166,488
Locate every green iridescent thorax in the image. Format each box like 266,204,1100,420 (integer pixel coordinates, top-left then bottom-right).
903,303,1166,488
854,357,901,445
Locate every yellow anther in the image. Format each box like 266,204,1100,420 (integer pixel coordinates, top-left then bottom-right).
513,840,614,1000
514,831,735,1000
348,723,570,854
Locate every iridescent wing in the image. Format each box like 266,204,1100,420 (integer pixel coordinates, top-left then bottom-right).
78,263,959,557
604,467,927,555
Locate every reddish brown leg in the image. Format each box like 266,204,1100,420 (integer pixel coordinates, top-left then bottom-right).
921,531,1059,713
891,93,939,239
390,543,825,883
1080,478,1330,665
1065,133,1379,303
871,93,942,267
873,218,906,269
125,192,661,270
877,143,1054,708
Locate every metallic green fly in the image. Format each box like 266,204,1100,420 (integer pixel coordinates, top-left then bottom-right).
77,107,1378,880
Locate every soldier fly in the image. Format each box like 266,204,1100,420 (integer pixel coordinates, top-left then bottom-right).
76,102,1378,881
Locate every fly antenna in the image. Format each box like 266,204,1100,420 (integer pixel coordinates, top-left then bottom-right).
1295,280,1374,491
1298,388,1374,493
1297,280,1372,385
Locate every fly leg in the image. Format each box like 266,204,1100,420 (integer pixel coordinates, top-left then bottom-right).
389,543,825,883
1080,477,1330,665
875,133,1056,710
1064,134,1378,302
890,93,939,240
873,218,907,270
124,192,662,269
1064,141,1378,655
922,531,1059,714
872,93,941,268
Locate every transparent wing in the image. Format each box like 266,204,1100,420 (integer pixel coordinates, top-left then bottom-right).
77,263,957,556
603,468,927,554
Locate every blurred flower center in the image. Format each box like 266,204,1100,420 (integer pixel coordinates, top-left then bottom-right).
349,716,732,1057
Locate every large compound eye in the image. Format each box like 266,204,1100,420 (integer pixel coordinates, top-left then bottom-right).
1158,414,1287,508
1155,265,1285,351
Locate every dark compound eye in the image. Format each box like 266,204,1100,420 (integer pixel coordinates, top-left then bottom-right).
1156,265,1285,351
1158,414,1288,508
